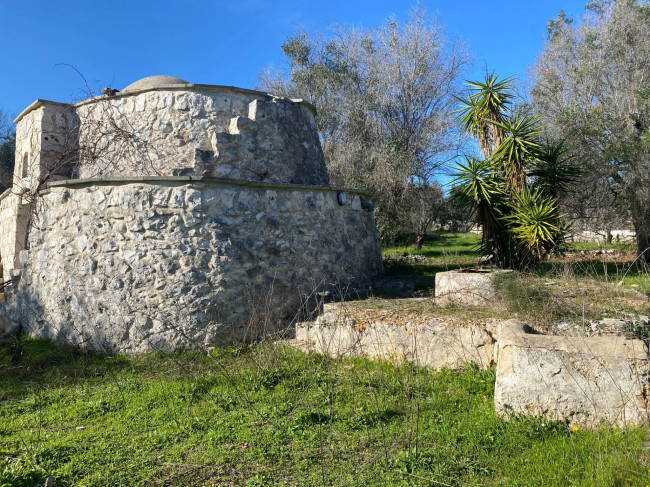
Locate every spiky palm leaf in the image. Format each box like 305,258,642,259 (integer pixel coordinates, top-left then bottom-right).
456,93,483,140
451,157,513,265
506,187,561,268
465,74,513,115
451,157,502,209
456,73,513,158
491,115,542,193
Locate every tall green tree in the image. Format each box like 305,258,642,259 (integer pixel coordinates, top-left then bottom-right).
258,8,470,241
531,0,650,263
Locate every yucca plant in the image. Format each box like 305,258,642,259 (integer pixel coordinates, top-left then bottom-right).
491,115,542,194
506,187,561,268
453,73,573,270
530,139,582,200
451,157,515,267
456,74,512,158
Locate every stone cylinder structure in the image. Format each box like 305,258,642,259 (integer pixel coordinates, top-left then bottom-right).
2,76,384,352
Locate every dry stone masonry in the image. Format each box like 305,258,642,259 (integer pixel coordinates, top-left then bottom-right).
294,305,650,427
0,75,383,352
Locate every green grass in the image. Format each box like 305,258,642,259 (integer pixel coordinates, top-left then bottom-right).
1,338,648,487
2,233,649,486
382,233,481,291
383,231,650,297
570,240,636,252
535,259,650,295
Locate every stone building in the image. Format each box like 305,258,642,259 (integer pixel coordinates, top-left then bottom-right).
0,75,383,353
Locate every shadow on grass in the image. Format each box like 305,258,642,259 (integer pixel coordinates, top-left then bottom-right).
385,233,480,258
415,235,479,260
0,336,131,401
382,232,483,293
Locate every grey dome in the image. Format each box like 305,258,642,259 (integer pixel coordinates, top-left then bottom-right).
122,75,189,93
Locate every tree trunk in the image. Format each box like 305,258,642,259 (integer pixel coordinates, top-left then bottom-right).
633,219,650,267
630,184,650,267
415,231,426,250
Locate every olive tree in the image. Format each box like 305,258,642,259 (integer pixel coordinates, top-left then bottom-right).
258,8,470,242
400,181,445,249
0,108,15,191
531,0,650,263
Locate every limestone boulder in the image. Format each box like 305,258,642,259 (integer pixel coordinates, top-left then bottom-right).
494,320,650,427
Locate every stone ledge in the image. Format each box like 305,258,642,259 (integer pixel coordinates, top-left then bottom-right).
435,269,512,306
41,176,372,200
0,187,13,204
13,99,72,124
497,320,646,358
292,309,650,427
294,302,498,371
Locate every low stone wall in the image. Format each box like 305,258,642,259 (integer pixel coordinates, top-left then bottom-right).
294,303,497,370
293,308,650,427
494,320,650,427
6,177,383,353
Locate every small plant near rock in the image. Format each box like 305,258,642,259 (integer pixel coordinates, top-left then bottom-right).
622,316,650,342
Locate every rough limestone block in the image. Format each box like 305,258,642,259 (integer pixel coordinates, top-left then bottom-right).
494,320,650,427
435,269,512,306
296,308,497,370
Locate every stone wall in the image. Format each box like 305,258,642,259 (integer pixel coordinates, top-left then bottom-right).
14,102,78,186
0,189,29,281
7,178,383,353
296,305,497,370
74,89,327,185
293,312,650,427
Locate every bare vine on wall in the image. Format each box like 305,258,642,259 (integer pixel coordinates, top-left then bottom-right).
12,68,164,253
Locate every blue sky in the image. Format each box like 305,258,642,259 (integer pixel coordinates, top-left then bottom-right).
1,0,587,120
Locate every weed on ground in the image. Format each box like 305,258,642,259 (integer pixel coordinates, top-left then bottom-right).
1,338,648,487
380,232,650,330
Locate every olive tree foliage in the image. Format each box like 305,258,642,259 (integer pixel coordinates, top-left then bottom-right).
258,8,470,242
0,108,15,192
400,181,445,249
531,0,650,262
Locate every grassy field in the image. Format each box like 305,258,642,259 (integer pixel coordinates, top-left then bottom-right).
383,232,650,295
1,338,649,487
2,233,650,486
382,233,481,291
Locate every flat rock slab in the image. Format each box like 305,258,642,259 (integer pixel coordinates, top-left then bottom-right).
435,269,512,306
495,320,650,427
295,307,497,370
